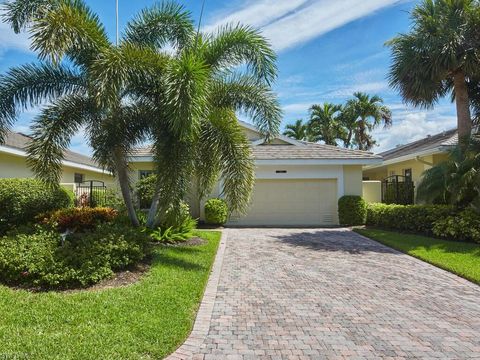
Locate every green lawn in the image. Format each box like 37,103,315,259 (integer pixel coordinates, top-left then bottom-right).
0,230,221,360
355,228,480,285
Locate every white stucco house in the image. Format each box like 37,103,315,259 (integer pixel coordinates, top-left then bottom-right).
129,121,382,226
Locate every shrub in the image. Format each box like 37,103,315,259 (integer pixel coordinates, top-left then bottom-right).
0,179,73,231
366,203,454,235
0,224,149,289
338,196,367,226
136,175,157,209
204,198,228,225
151,202,197,243
38,207,118,232
433,209,480,243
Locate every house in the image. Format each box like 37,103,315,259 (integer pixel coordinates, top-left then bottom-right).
0,131,115,188
362,129,457,193
129,121,381,226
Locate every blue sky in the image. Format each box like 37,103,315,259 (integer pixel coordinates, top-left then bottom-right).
0,0,457,154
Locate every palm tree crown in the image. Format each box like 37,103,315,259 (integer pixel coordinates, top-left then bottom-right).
344,92,392,151
387,0,480,141
282,119,309,141
308,103,345,146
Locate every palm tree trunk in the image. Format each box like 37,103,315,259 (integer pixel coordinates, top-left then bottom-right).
146,187,160,228
112,148,140,227
453,70,472,143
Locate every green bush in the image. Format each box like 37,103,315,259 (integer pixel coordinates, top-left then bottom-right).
151,202,197,243
433,209,480,243
204,198,228,225
136,175,157,209
366,203,454,235
0,224,149,289
0,179,73,231
338,196,367,226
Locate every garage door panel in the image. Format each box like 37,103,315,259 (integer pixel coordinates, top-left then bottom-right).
230,179,338,226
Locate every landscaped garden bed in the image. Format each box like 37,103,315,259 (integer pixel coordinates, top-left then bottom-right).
0,230,220,359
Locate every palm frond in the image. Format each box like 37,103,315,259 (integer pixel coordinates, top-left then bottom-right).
1,0,53,33
29,0,110,64
210,75,282,139
26,94,93,184
124,1,195,51
203,109,255,215
0,62,86,142
203,24,277,84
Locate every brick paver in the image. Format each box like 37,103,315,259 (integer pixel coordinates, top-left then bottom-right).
177,228,480,359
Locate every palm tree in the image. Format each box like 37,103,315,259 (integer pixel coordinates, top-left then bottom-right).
308,103,345,146
417,137,480,210
283,119,308,140
112,3,283,227
387,0,480,142
0,1,282,229
344,92,392,151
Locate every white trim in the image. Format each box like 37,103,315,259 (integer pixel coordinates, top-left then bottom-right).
0,145,111,175
363,147,445,170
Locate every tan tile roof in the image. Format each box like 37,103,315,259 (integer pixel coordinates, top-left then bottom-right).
378,129,457,161
131,143,380,161
2,131,101,168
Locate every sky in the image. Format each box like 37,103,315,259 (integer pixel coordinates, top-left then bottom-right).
0,0,458,154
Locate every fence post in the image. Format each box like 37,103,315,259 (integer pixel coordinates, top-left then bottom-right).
89,180,93,207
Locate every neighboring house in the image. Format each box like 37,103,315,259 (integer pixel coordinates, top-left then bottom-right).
0,131,115,187
362,129,457,198
129,121,381,226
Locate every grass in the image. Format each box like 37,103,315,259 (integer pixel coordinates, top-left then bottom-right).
0,230,221,360
355,228,480,285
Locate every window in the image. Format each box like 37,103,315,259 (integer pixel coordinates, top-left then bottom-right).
74,173,84,183
139,170,153,179
389,170,396,177
404,168,412,182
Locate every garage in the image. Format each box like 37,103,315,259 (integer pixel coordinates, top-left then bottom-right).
230,179,338,226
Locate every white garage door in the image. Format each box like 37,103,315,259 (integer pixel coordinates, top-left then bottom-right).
230,179,338,226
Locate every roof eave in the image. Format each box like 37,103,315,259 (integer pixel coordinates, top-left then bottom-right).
363,147,448,170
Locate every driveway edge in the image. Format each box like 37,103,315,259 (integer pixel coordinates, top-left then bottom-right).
166,229,228,360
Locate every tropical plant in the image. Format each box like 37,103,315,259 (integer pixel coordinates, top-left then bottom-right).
387,0,480,142
417,137,480,211
0,0,164,227
308,103,345,146
282,119,309,141
343,92,392,150
123,4,282,227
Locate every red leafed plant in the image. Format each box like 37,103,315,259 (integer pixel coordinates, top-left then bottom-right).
37,207,118,232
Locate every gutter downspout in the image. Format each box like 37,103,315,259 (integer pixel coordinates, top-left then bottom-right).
415,156,434,166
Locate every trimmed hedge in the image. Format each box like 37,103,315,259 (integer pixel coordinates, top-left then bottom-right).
366,203,454,235
433,209,480,243
204,198,228,225
338,196,367,226
0,179,73,231
0,224,149,289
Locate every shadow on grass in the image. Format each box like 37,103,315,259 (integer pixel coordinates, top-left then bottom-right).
272,229,398,255
151,250,206,271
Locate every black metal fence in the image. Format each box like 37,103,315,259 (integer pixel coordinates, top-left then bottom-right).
75,180,107,207
381,175,415,205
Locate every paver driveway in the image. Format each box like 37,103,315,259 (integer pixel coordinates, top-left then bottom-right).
193,228,480,359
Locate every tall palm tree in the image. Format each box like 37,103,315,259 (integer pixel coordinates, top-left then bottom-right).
308,103,345,146
344,92,392,151
0,0,281,228
387,0,480,142
282,119,308,140
101,3,283,227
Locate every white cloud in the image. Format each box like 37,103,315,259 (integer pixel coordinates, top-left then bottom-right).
372,109,457,153
204,0,309,33
206,0,404,52
0,11,32,54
